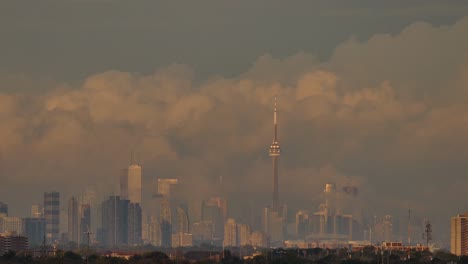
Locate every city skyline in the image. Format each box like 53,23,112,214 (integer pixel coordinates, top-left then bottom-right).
1,1,468,249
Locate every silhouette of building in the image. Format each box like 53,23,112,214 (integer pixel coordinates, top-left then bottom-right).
44,192,60,243
451,213,468,256
79,204,91,245
128,203,142,245
22,218,46,246
101,196,129,246
68,196,79,243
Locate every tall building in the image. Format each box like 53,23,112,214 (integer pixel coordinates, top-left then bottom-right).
160,198,172,247
0,202,8,217
128,203,142,245
68,197,79,243
101,196,129,246
202,197,225,239
224,218,237,247
31,204,43,218
22,218,46,246
451,213,468,256
172,233,193,247
268,97,281,212
237,224,251,246
192,221,214,243
177,206,189,234
157,178,179,197
121,163,142,204
44,192,60,243
79,204,91,245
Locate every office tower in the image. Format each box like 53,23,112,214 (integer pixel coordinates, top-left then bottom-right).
79,204,91,245
101,196,129,246
451,213,468,256
269,211,286,242
0,202,7,217
121,163,142,204
22,218,46,246
224,218,237,247
44,192,60,243
68,196,79,243
268,97,281,212
237,224,251,246
177,206,189,234
0,217,22,234
31,204,43,218
160,198,172,247
128,203,142,245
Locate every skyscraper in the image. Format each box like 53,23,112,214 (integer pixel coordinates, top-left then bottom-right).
44,192,60,243
79,204,91,245
121,163,142,204
128,203,142,245
0,202,8,217
224,218,237,247
22,217,46,246
31,204,43,218
68,196,79,243
268,97,281,212
451,213,468,256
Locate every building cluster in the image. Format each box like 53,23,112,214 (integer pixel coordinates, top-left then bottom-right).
1,98,468,256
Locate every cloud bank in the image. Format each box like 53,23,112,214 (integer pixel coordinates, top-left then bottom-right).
1,16,468,245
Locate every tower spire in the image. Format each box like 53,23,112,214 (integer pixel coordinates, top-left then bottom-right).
268,96,281,212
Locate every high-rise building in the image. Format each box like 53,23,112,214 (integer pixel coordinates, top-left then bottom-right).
121,163,142,204
202,198,225,239
224,218,237,247
0,235,28,254
177,206,189,234
268,97,281,212
192,221,214,243
237,224,251,246
44,192,60,243
22,218,46,246
68,196,79,243
0,202,8,217
171,233,193,247
128,203,142,245
451,213,468,256
31,204,43,218
295,210,309,238
160,198,172,247
250,231,267,248
79,204,91,245
101,196,129,246
149,216,162,246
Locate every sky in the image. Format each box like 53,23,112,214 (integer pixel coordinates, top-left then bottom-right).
1,1,468,246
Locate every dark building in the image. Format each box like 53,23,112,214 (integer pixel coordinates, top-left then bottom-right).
79,204,91,245
44,192,60,243
128,203,142,245
101,196,129,246
0,202,8,216
22,218,46,247
0,235,28,254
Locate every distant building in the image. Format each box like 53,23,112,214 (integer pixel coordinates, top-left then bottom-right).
157,179,178,197
0,202,8,217
202,198,225,239
0,217,22,235
250,231,267,248
44,192,60,243
177,206,189,234
22,218,46,246
172,233,193,247
79,204,91,245
68,196,79,243
121,163,142,204
192,221,214,243
101,196,129,246
128,203,142,245
160,197,172,247
237,224,251,246
224,218,237,247
31,204,43,218
451,213,468,256
0,235,28,254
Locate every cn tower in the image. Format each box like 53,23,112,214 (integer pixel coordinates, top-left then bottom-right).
268,97,281,212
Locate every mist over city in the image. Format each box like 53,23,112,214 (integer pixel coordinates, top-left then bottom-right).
1,1,468,263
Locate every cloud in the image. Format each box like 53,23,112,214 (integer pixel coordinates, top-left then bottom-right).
1,16,468,245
